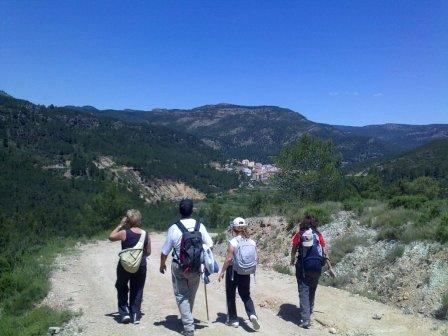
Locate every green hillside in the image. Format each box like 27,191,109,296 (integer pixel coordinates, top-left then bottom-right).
0,93,239,194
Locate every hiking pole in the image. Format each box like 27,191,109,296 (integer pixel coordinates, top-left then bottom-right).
204,282,210,321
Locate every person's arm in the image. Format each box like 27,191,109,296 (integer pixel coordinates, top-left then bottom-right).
200,223,213,248
290,244,298,266
109,217,127,241
160,253,168,274
145,234,151,255
159,227,173,274
218,243,235,282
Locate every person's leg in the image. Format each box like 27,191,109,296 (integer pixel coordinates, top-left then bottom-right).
186,272,200,312
236,274,256,318
237,273,260,330
225,265,238,323
308,272,320,316
172,263,195,334
296,266,311,327
115,263,131,321
129,265,147,321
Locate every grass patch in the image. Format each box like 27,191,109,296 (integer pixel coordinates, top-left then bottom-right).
330,234,370,265
0,239,78,335
273,263,293,275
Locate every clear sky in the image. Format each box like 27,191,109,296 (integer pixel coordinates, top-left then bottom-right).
1,0,447,126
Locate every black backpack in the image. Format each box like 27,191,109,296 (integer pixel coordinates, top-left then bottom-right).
174,220,203,274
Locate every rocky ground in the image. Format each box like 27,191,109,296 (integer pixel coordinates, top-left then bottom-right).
215,212,448,320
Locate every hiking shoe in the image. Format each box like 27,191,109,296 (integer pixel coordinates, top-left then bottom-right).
226,320,239,328
132,312,140,325
250,315,260,331
120,314,131,324
299,320,311,329
181,331,194,336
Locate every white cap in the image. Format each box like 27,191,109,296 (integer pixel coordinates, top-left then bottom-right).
232,217,247,228
302,229,314,247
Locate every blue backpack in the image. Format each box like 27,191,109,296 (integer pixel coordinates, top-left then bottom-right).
300,231,326,273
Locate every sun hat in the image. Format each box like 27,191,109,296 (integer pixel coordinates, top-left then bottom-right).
232,217,247,228
302,229,314,247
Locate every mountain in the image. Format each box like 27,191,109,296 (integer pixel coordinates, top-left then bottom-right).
93,104,391,163
335,123,448,153
0,93,239,194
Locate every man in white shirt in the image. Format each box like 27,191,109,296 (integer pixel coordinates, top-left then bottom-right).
160,199,213,336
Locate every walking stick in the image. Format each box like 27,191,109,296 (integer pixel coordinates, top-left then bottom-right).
204,281,210,321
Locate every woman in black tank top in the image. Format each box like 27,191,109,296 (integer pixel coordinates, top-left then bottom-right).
109,209,151,324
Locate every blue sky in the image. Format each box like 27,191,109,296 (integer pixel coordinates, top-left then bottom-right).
1,0,447,126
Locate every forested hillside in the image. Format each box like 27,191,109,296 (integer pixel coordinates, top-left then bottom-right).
335,123,448,153
0,92,239,194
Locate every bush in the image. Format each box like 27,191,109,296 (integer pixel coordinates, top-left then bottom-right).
384,245,405,263
343,197,366,215
330,234,370,265
273,263,293,275
435,291,448,320
389,195,428,209
320,273,351,288
287,202,342,230
214,231,228,244
436,213,448,244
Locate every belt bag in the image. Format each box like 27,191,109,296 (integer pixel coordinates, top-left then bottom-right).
119,230,146,273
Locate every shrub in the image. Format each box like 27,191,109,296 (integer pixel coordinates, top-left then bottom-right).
384,245,405,263
343,197,365,215
320,273,351,288
214,231,228,244
273,263,293,275
436,213,448,244
435,291,448,320
389,195,428,209
287,201,342,230
330,234,369,265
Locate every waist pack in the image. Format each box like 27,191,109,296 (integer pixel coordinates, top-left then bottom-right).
119,230,146,273
233,236,257,275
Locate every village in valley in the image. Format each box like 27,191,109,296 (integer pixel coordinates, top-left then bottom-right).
211,159,280,182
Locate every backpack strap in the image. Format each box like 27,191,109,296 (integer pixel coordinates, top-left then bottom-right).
194,219,200,232
137,230,146,250
175,221,188,234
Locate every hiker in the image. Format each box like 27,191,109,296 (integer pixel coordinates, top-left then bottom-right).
219,217,260,331
159,199,213,336
290,215,328,329
109,209,151,324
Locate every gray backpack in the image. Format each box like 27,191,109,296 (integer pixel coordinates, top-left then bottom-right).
233,236,257,275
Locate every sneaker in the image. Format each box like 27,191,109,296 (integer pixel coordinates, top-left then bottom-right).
181,331,194,336
133,312,140,325
226,320,239,328
299,320,311,329
120,314,131,324
249,315,260,331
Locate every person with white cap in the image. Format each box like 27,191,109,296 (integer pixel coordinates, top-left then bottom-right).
218,217,260,331
290,215,329,329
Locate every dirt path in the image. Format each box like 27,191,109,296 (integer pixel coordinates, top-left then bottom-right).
46,234,446,336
